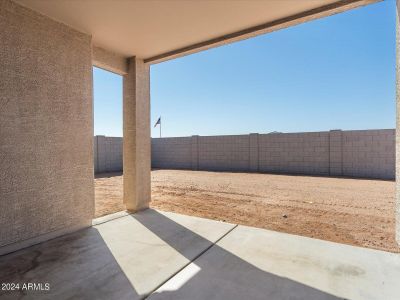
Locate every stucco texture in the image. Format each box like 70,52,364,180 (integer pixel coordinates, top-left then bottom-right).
0,0,94,248
123,57,151,211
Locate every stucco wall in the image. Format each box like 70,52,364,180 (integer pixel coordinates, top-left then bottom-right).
0,0,93,251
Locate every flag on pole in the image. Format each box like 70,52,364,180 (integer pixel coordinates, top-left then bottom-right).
154,117,161,128
154,116,162,137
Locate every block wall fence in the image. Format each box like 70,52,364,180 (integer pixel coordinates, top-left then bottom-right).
94,129,395,179
94,136,123,173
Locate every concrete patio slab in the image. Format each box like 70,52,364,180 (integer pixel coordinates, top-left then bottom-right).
1,209,399,300
150,225,400,300
0,209,235,300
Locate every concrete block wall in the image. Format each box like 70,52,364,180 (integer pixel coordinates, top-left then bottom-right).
96,129,395,179
342,129,395,179
329,130,343,176
197,135,250,171
151,137,192,169
94,136,123,173
249,133,259,172
258,132,330,175
191,135,199,170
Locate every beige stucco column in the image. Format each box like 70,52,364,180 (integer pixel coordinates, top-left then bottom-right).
396,0,400,244
123,57,151,212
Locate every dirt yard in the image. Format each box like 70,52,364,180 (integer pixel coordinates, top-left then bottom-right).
95,170,399,253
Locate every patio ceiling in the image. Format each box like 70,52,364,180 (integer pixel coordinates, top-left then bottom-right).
15,0,379,63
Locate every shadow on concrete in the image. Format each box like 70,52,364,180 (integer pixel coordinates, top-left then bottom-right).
0,228,138,300
132,210,342,300
0,210,343,300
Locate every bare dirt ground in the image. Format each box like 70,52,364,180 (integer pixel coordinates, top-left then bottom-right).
95,170,399,253
94,173,125,217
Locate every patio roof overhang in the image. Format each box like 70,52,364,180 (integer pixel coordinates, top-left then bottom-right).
15,0,379,64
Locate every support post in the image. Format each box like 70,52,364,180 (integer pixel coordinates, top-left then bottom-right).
329,130,343,177
249,133,259,172
123,57,151,212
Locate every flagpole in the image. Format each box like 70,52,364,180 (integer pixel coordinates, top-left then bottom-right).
160,117,162,138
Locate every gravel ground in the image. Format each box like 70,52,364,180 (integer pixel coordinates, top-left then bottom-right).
95,170,399,253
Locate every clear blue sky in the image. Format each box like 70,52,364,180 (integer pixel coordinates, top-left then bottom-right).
94,0,396,138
